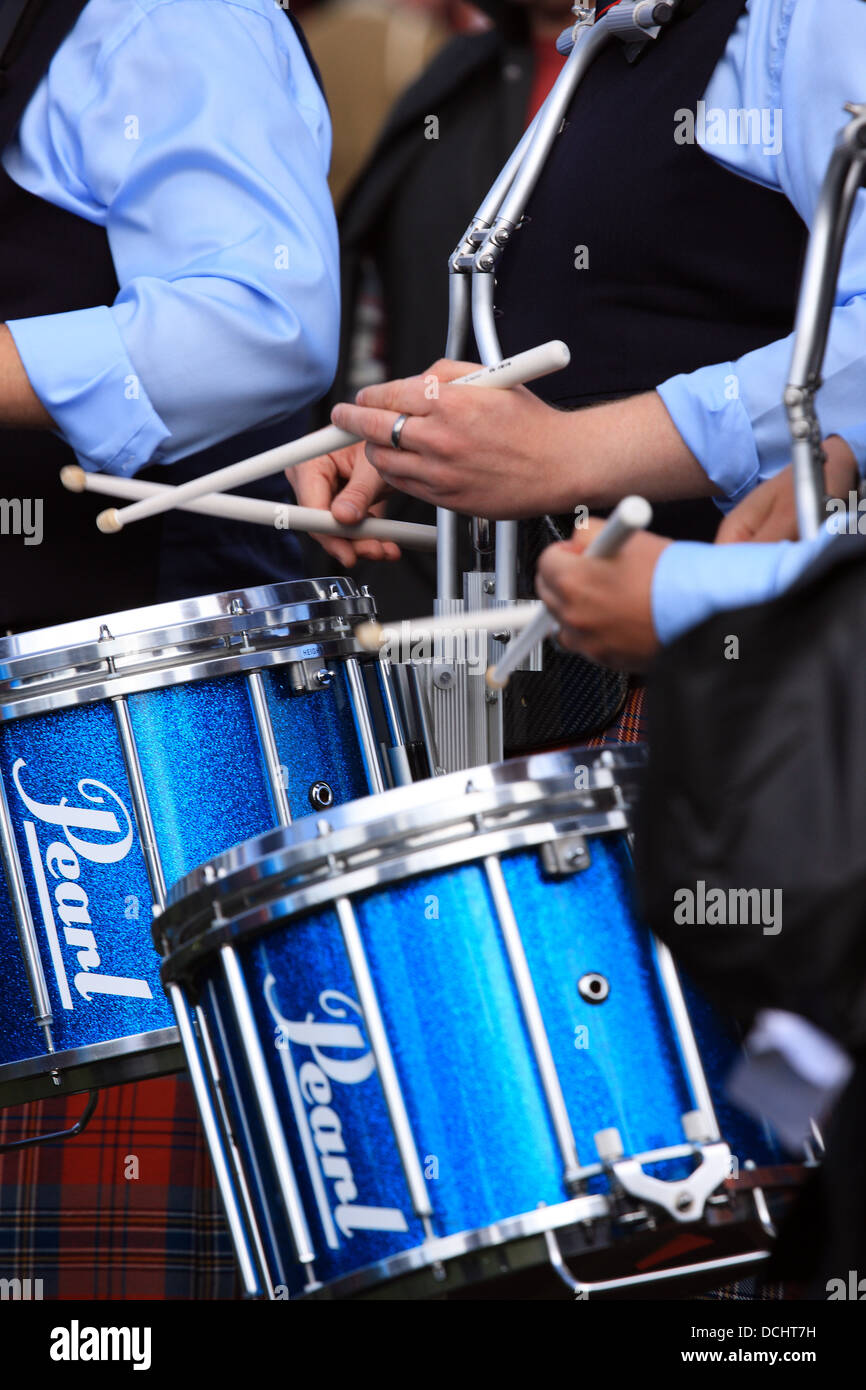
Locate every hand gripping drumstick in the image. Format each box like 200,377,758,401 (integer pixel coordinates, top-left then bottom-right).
96,340,571,534
61,467,437,550
485,494,653,689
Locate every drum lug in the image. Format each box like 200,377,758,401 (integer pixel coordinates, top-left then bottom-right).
541,835,590,876
594,1127,734,1224
285,659,337,693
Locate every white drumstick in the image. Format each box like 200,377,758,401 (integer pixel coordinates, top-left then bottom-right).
96,340,571,534
486,495,653,689
355,602,543,653
61,467,436,550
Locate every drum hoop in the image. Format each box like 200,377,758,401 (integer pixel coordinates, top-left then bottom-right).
0,630,375,721
289,1183,775,1302
161,744,646,923
0,579,372,693
157,802,636,979
0,1025,181,1104
300,1192,611,1299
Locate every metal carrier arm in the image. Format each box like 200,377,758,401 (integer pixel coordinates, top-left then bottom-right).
431,1,681,770
787,102,866,540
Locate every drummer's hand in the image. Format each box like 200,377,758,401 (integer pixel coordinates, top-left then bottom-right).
715,437,858,545
290,442,399,567
330,360,576,519
535,518,672,671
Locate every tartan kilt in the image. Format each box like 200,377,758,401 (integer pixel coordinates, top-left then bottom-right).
0,1075,238,1300
587,677,648,746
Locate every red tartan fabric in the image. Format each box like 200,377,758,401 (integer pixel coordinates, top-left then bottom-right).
0,1075,238,1300
587,678,648,747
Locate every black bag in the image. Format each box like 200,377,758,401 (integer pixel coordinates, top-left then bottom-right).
633,530,866,1056
633,531,866,1290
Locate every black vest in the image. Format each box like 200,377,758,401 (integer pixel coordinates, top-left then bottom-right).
0,0,322,631
494,0,808,541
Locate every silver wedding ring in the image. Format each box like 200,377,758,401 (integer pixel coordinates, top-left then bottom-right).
390,413,409,450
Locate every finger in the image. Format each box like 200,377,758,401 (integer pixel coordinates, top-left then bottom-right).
350,539,402,563
411,358,486,393
536,540,583,595
355,359,481,412
331,401,425,450
564,516,606,553
554,623,594,656
340,375,430,421
311,532,362,568
534,570,569,620
715,511,756,545
363,444,442,494
715,494,776,544
288,460,336,511
331,455,390,524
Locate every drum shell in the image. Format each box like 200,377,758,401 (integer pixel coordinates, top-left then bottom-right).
0,583,398,1104
184,825,781,1296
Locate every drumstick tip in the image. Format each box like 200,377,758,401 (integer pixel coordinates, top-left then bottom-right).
485,665,508,691
355,620,385,651
96,508,123,534
60,465,86,493
619,494,653,530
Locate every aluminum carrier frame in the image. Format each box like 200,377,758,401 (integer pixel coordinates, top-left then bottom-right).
423,1,681,773
786,101,866,539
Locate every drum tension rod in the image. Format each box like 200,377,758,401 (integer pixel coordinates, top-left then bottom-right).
0,1090,99,1153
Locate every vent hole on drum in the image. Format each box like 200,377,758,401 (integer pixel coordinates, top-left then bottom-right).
578,972,609,1004
309,781,335,812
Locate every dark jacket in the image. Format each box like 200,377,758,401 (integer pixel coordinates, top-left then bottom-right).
635,533,866,1291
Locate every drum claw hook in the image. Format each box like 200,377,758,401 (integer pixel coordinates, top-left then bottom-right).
0,1089,99,1153
601,1140,734,1224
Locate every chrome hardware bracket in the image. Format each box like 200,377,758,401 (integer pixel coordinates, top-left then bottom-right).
602,1139,733,1223
787,102,866,538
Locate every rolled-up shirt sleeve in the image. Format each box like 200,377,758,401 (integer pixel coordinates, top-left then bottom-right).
657,0,866,508
2,0,339,475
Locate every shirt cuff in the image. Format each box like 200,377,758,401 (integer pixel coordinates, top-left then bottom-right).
7,306,171,475
651,526,837,647
657,364,761,510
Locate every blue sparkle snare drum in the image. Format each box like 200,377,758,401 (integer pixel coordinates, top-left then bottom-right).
0,579,426,1109
159,745,803,1300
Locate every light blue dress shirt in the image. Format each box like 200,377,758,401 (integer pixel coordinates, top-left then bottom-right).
651,0,866,644
658,0,866,505
651,522,837,646
2,0,339,475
